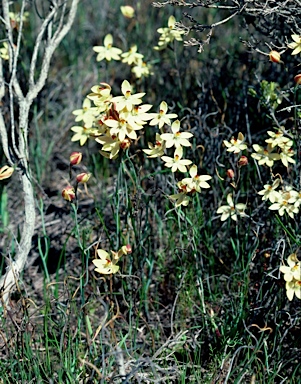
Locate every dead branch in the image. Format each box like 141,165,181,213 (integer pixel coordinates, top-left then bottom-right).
0,0,79,309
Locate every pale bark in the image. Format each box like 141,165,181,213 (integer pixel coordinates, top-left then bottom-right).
0,0,79,308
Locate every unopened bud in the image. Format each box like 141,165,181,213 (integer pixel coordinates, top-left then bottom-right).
0,165,14,180
70,152,82,166
116,244,132,259
226,169,235,179
120,138,131,150
62,186,76,201
238,156,248,167
76,172,91,184
294,74,301,85
120,5,135,18
269,50,281,63
121,244,132,255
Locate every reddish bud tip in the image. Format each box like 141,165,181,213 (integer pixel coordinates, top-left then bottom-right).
269,50,281,63
76,172,91,184
70,152,82,166
62,186,76,201
120,244,132,256
294,74,301,85
238,156,248,167
125,244,132,254
226,169,235,179
120,138,131,150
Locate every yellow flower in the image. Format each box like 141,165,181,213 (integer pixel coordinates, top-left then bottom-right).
97,134,131,159
161,146,192,173
9,11,29,21
287,35,301,56
280,254,301,282
288,190,301,208
92,250,119,275
71,126,99,146
121,45,144,65
9,11,29,29
223,132,247,154
181,164,212,192
87,83,112,107
132,60,153,79
154,15,184,50
125,104,153,127
0,42,9,61
110,80,145,112
160,120,193,148
251,143,280,167
169,191,190,207
149,101,177,129
72,98,99,128
258,179,281,203
216,194,246,221
93,34,123,62
279,146,295,167
285,279,301,301
269,193,299,219
92,245,131,275
104,111,143,141
143,133,165,158
265,128,290,148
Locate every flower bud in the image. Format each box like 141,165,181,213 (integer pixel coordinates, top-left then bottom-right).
70,152,82,166
120,5,135,18
226,169,235,179
115,244,132,259
269,50,281,63
121,244,132,255
62,186,75,201
0,165,14,180
120,138,131,150
76,172,91,184
238,156,248,167
294,74,301,85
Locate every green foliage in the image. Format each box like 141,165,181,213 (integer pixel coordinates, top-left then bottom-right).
249,80,284,111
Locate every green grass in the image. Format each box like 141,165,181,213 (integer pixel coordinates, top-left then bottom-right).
0,0,301,383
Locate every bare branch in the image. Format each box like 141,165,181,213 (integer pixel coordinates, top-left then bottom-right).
2,0,13,73
0,57,11,162
27,0,79,101
210,9,240,28
0,173,35,307
0,0,79,309
29,6,58,88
